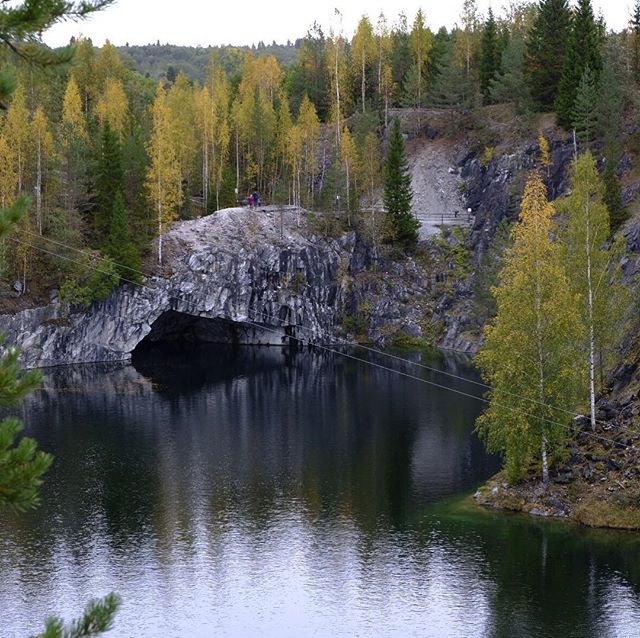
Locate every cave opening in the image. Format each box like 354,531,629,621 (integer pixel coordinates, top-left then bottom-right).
132,310,289,355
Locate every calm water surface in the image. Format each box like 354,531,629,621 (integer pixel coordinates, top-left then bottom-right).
1,345,640,637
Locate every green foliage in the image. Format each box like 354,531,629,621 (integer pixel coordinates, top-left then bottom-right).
94,123,124,243
555,0,603,130
525,0,571,110
430,41,473,110
490,33,532,114
602,159,628,233
572,66,598,149
105,191,142,283
479,8,500,101
59,252,119,306
472,219,512,322
559,153,630,392
32,593,121,638
477,174,584,483
383,118,418,247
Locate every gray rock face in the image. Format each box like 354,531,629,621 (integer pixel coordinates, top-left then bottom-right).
0,208,360,368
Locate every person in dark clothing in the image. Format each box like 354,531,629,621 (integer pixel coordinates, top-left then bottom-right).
252,191,259,208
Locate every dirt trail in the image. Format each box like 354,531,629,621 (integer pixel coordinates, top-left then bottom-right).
407,138,469,238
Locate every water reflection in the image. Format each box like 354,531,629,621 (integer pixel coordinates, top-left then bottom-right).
0,345,639,637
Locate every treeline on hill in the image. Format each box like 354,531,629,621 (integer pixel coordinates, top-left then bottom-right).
0,0,638,308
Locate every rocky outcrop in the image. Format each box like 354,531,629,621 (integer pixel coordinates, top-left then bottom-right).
0,207,441,368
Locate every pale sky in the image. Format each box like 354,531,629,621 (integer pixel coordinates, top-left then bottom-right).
43,0,631,48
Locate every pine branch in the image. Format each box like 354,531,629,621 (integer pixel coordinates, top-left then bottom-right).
32,593,121,638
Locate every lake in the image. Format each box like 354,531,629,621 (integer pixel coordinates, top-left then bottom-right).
2,345,640,637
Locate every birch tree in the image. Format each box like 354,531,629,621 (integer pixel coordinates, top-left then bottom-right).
147,83,182,264
409,9,433,107
477,173,584,483
31,107,54,235
559,152,628,430
352,16,376,112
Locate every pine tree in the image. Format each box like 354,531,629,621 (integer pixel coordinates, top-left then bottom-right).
525,0,571,110
477,173,584,483
479,8,499,101
572,66,598,149
384,118,418,246
559,153,629,427
0,1,112,107
555,0,603,129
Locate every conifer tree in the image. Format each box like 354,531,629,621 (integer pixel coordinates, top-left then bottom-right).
525,0,571,110
479,8,499,101
430,42,473,110
0,1,112,106
477,174,584,483
603,159,627,233
555,0,603,129
631,0,640,83
490,33,531,113
105,191,141,283
94,123,124,243
559,153,629,428
572,66,598,149
383,118,418,246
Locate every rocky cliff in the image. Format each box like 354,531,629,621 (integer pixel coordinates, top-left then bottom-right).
0,206,439,368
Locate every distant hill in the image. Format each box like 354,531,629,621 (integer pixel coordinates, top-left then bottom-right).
118,42,301,84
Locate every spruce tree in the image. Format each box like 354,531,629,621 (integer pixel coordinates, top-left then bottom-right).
477,174,584,483
94,123,124,244
603,159,627,233
479,8,499,102
105,191,142,284
555,0,603,130
572,66,598,149
383,118,418,247
490,33,532,113
430,42,474,110
525,0,571,110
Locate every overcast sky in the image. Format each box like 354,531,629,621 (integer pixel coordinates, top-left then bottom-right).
43,0,631,48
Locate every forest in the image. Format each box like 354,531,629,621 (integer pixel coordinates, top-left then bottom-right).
0,0,634,312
